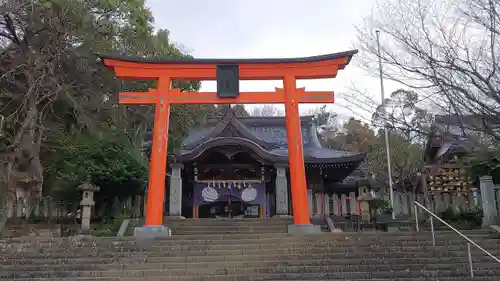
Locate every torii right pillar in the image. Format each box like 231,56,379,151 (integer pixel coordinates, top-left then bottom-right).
283,76,321,233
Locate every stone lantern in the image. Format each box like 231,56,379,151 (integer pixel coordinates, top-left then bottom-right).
78,183,100,234
357,186,374,223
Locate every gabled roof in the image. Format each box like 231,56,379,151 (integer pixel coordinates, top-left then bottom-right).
176,108,366,165
425,115,481,163
182,111,278,150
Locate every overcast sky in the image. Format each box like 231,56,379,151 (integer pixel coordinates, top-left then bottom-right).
145,0,400,122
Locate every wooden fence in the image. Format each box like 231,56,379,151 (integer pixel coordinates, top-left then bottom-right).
5,195,147,221
5,188,500,222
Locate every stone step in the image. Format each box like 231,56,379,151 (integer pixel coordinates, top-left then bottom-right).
168,225,291,231
1,277,497,281
2,233,497,249
171,230,287,235
2,256,496,271
3,240,500,256
272,279,494,281
3,238,497,253
1,269,499,280
3,248,499,263
2,229,496,243
169,223,290,228
167,218,292,224
2,237,497,252
3,262,500,279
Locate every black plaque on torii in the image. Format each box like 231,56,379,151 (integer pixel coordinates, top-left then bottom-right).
216,64,240,98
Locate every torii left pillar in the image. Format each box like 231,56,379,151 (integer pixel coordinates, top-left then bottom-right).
137,77,172,238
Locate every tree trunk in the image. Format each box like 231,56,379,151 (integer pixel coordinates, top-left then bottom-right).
0,93,40,237
0,158,15,239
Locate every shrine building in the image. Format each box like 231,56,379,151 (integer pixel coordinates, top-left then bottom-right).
145,108,367,219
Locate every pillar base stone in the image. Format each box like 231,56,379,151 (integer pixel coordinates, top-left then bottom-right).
133,225,171,240
287,224,322,234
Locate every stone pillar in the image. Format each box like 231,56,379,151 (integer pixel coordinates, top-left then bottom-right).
480,175,498,227
274,165,289,215
332,194,340,216
341,194,348,215
443,193,451,210
349,192,356,215
400,193,408,215
169,163,183,217
471,188,479,207
308,189,313,217
78,183,99,234
357,193,374,222
393,192,401,216
315,193,322,215
324,194,330,215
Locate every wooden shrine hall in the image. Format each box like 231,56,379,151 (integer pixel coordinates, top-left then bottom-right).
100,50,360,236
143,107,367,219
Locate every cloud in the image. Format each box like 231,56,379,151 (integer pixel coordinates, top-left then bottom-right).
145,0,400,122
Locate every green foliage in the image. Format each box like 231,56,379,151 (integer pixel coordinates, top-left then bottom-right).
367,132,424,185
369,198,393,217
467,151,500,182
335,118,376,152
92,213,129,237
45,129,148,200
438,206,483,230
311,105,337,127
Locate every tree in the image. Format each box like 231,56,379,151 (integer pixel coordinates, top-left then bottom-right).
367,132,424,190
356,0,500,137
44,129,148,202
208,104,249,118
372,89,434,144
0,0,206,236
335,118,377,152
301,105,341,148
250,105,284,116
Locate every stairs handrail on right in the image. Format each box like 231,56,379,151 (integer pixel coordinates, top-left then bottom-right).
413,200,500,277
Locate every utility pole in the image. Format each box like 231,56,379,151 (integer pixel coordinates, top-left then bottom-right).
376,30,396,220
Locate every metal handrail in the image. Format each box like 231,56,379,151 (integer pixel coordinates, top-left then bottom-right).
413,200,500,277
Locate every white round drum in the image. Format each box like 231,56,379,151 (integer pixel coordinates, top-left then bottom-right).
201,186,219,202
241,186,257,202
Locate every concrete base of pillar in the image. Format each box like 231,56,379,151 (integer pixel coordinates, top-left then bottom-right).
287,224,322,234
133,225,171,240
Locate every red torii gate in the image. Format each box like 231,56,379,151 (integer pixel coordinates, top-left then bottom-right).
100,50,357,234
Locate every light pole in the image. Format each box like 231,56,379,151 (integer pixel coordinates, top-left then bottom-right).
376,30,396,220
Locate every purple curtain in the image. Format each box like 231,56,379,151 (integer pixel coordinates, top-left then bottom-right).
193,183,266,206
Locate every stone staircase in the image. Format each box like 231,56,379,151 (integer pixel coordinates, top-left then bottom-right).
1,220,500,280
166,217,291,235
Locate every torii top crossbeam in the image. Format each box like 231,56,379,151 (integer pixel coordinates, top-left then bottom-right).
101,50,356,80
99,50,357,230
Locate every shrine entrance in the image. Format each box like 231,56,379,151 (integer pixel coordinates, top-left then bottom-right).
185,145,269,219
197,197,259,219
100,51,357,236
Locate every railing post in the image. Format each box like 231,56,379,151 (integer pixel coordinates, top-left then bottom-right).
414,204,419,232
430,216,436,247
468,242,474,277
413,200,500,273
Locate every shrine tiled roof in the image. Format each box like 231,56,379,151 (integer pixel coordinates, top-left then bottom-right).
175,108,366,165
